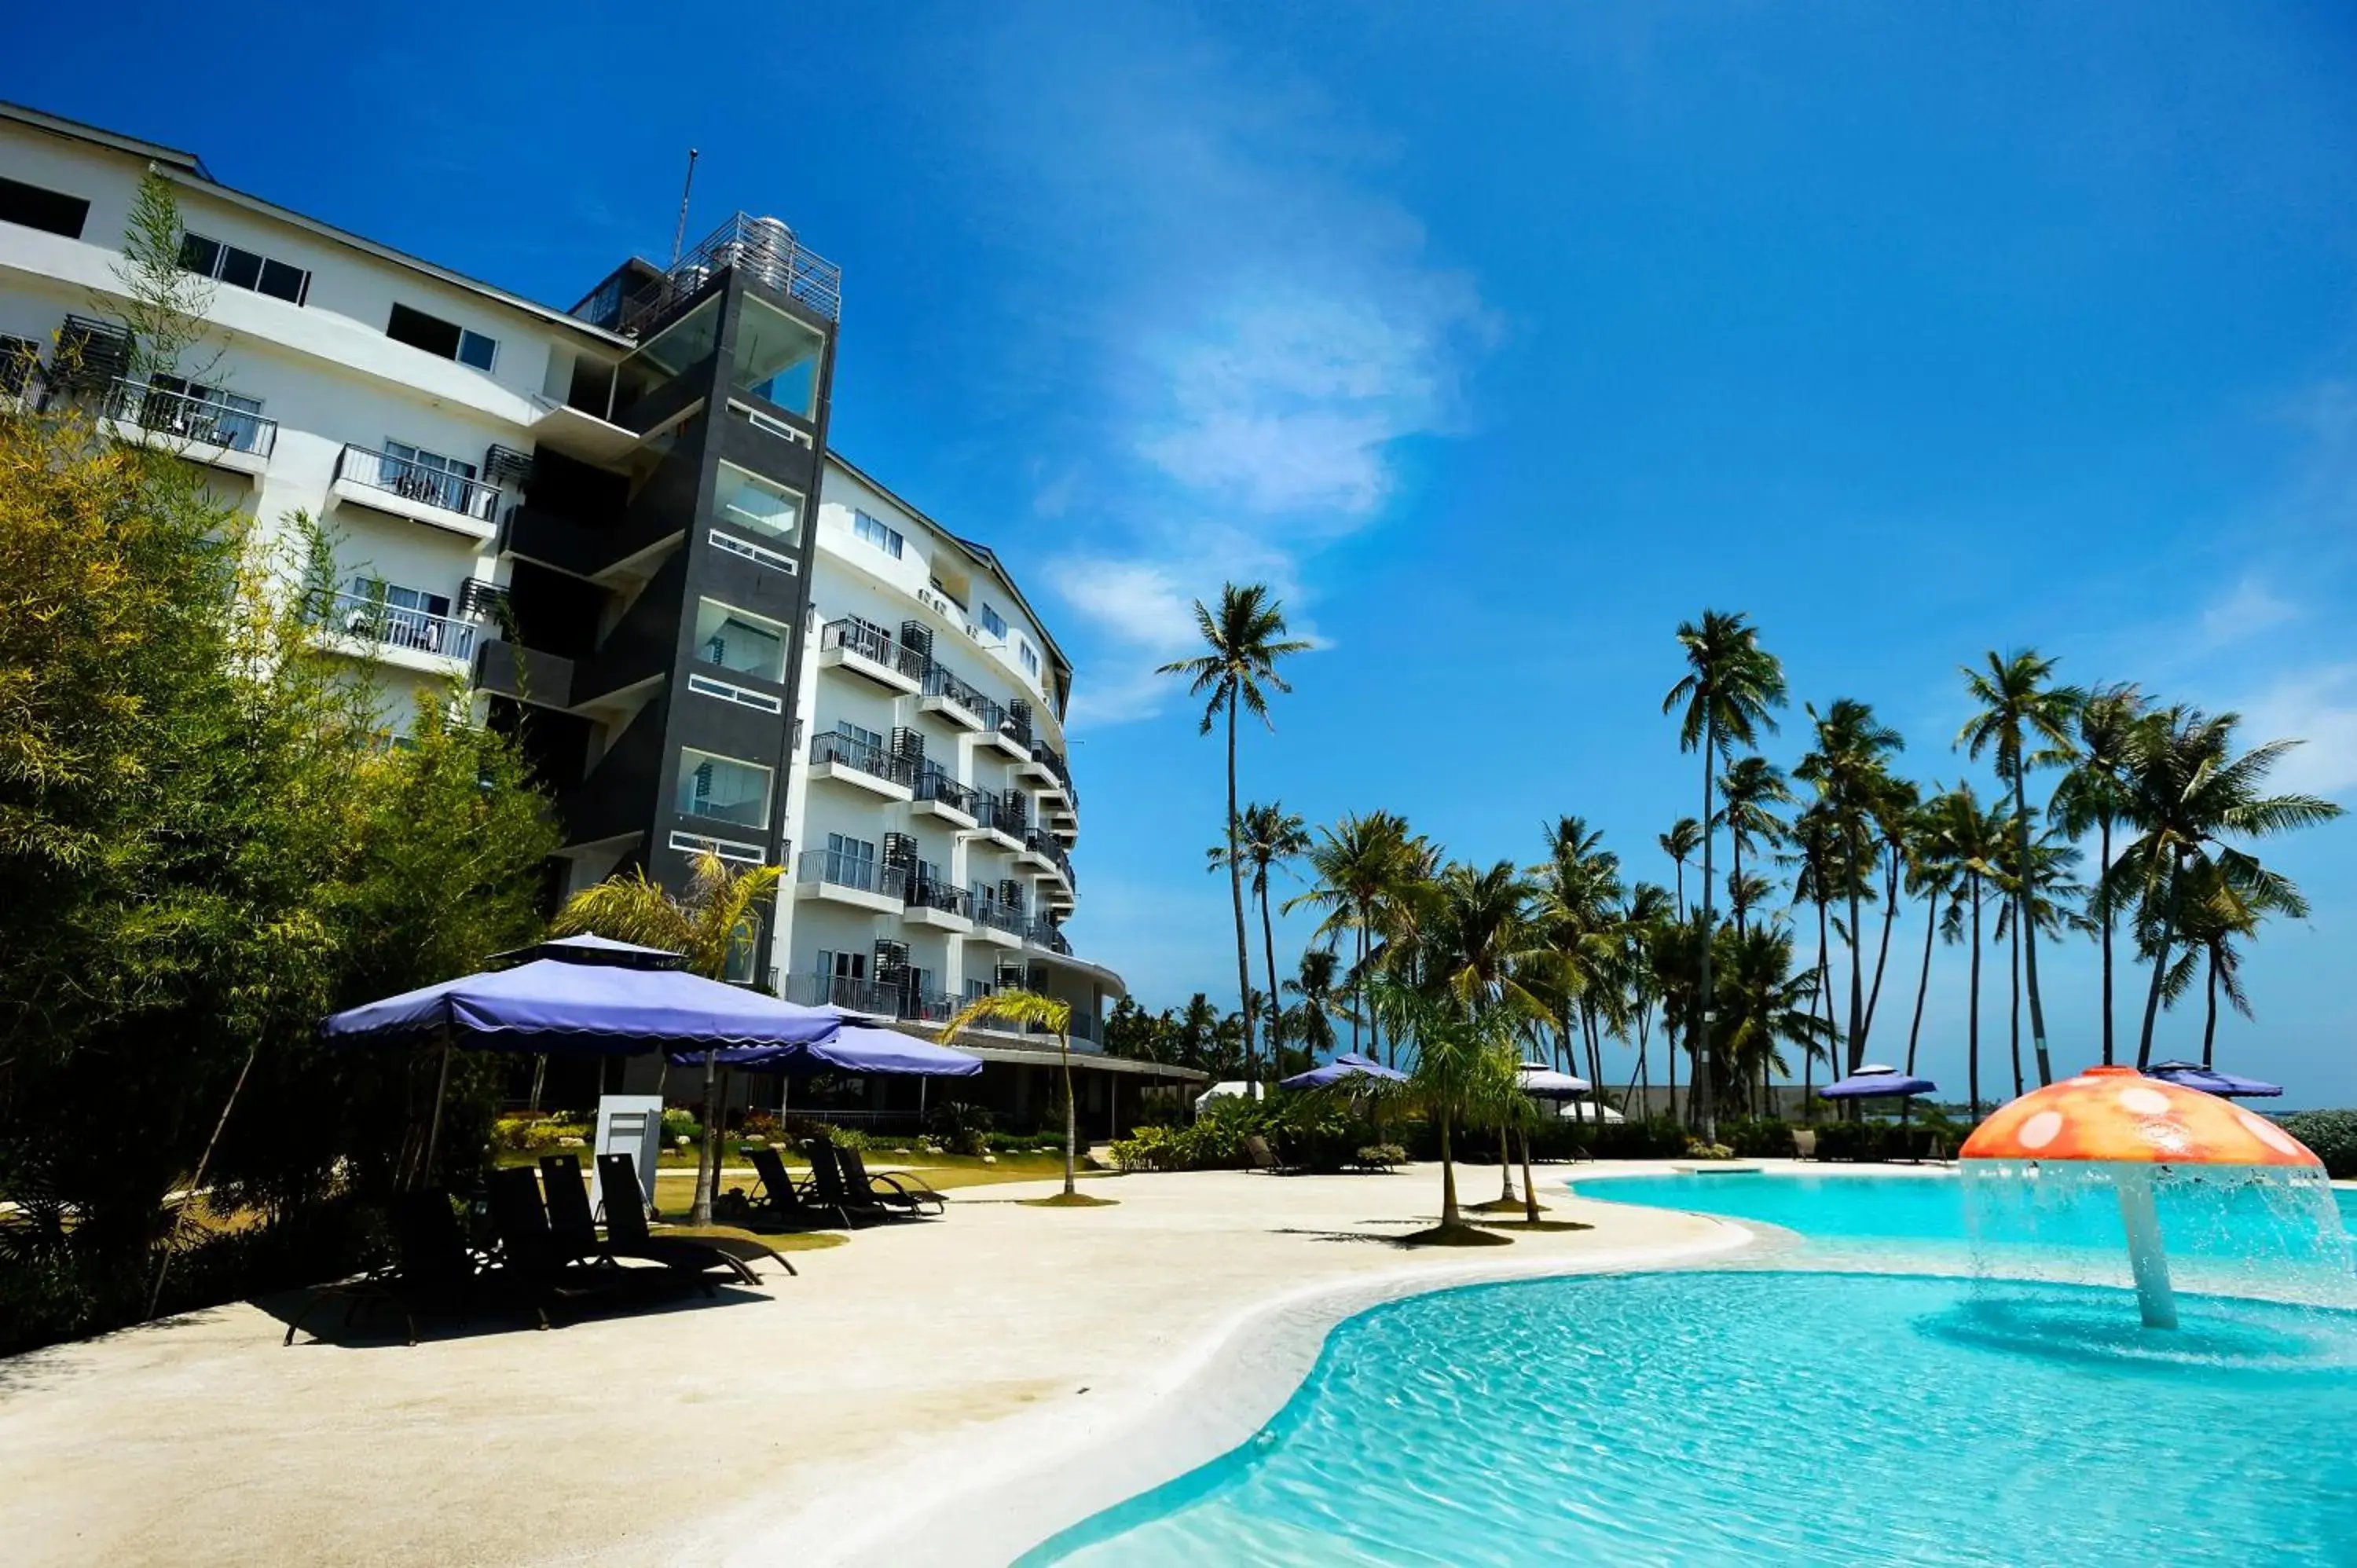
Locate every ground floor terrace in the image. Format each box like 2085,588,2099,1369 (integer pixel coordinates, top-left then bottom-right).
0,1163,1738,1567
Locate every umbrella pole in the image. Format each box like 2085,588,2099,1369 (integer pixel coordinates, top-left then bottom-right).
420,1034,454,1190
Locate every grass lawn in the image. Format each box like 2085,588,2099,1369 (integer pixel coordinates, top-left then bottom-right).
649,1152,1113,1214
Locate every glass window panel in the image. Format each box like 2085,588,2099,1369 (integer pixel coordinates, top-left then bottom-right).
980,604,1006,638
731,297,824,418
257,258,306,303
713,463,801,540
621,293,720,403
457,330,497,372
691,598,786,682
218,247,264,291
179,233,222,277
676,748,771,827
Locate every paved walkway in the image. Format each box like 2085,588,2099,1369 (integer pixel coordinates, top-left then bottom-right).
0,1163,1740,1567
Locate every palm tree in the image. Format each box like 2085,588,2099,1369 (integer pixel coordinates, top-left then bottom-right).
1660,818,1702,920
1662,610,1787,1140
2109,708,2342,1068
553,850,781,1225
1901,792,1961,1076
1159,584,1311,1079
1795,698,1904,1078
1929,786,2007,1117
1716,921,1834,1116
1288,811,1421,1067
1858,774,1922,1049
1716,756,1794,939
1369,972,1517,1233
2167,861,2268,1068
1724,869,1776,937
1281,947,1347,1058
1427,858,1551,1206
1532,815,1624,1091
1233,802,1310,1082
1615,882,1673,1109
1958,650,2083,1089
2048,683,2148,1064
1993,821,2088,1094
939,988,1079,1197
1781,800,1842,1105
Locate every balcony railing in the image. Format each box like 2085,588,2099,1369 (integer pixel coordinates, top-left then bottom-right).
107,378,277,457
907,878,973,921
973,898,1027,936
998,709,1032,749
336,445,499,522
782,971,957,1024
1029,738,1071,789
809,730,911,787
797,848,910,901
996,794,1030,835
921,661,990,718
822,617,928,683
322,590,477,662
1025,830,1076,885
1025,919,1074,956
613,213,843,335
914,767,980,817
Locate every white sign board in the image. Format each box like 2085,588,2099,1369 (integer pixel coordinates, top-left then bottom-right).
591,1094,664,1216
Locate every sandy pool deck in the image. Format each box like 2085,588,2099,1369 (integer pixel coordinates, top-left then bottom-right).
0,1163,1747,1567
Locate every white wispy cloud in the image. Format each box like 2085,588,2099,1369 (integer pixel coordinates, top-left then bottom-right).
2235,662,2357,800
2198,576,2300,648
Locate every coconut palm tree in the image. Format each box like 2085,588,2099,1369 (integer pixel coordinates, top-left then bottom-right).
1716,756,1794,939
1901,792,1961,1076
1532,815,1624,1090
1663,610,1787,1140
1158,584,1311,1078
1929,786,2008,1116
1369,971,1518,1234
2108,707,2342,1068
1858,774,1923,1049
1427,858,1552,1205
552,850,782,1225
1957,650,2083,1089
1795,698,1905,1078
1781,800,1842,1104
1281,947,1347,1058
1208,800,1310,1086
1615,882,1674,1108
1716,921,1833,1118
1287,811,1424,1067
1660,817,1702,921
939,988,1078,1197
2047,683,2149,1064
1724,869,1776,939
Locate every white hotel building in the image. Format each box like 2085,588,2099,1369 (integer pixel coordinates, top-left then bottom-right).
0,101,1196,1131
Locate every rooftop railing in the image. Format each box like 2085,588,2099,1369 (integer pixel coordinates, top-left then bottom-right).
614,213,842,335
107,378,277,457
336,445,499,522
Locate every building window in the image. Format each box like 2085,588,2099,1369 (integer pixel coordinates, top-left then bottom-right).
179,232,310,306
387,302,497,371
0,175,89,239
827,832,876,863
1020,640,1040,678
852,509,904,559
731,295,825,417
713,463,801,542
835,720,885,754
382,441,479,509
692,599,786,683
676,749,772,827
979,603,1006,639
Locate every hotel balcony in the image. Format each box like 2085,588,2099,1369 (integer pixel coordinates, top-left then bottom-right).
1021,738,1066,791
912,767,980,828
102,378,275,478
904,878,974,932
781,971,958,1027
819,617,926,694
795,848,907,915
331,444,500,540
973,794,1025,855
808,730,914,802
1017,826,1058,874
918,662,992,732
1024,919,1075,957
987,707,1032,762
971,896,1027,947
311,589,478,676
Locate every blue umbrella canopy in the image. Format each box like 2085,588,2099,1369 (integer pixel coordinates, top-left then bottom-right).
667,1024,981,1078
486,932,687,970
1517,1061,1593,1100
320,959,846,1056
1819,1064,1937,1099
1280,1051,1408,1090
2145,1060,2283,1099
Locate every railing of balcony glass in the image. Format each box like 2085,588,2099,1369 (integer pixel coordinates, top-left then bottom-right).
323,590,477,661
809,730,911,786
107,377,277,456
822,617,929,683
336,445,499,522
797,848,910,901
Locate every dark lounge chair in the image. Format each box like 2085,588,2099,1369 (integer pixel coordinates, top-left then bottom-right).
485,1164,669,1308
834,1144,948,1217
745,1145,849,1230
542,1154,777,1284
590,1152,790,1283
283,1189,495,1346
801,1140,900,1226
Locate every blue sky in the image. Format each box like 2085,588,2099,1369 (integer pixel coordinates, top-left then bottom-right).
14,2,2356,1101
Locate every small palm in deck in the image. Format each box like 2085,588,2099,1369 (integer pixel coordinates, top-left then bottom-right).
940,988,1080,1197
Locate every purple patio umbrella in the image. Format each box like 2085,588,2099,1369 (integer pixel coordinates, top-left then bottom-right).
1817,1064,1938,1099
1280,1051,1408,1090
2145,1060,2283,1099
666,1024,982,1078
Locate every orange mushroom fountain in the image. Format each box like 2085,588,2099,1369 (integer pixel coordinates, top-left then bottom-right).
1959,1065,2323,1329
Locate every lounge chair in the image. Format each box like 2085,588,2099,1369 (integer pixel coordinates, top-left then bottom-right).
1242,1134,1278,1174
483,1165,643,1313
834,1144,948,1217
746,1145,850,1229
1791,1128,1819,1160
801,1140,900,1226
283,1189,497,1346
590,1152,789,1282
544,1153,775,1284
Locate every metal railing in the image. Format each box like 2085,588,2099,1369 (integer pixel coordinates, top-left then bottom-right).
914,767,980,817
809,730,912,787
921,661,990,719
614,213,843,332
907,879,973,921
1025,920,1074,956
782,970,956,1025
1029,738,1070,789
998,709,1032,749
996,793,1029,834
108,378,277,457
822,617,928,683
322,590,477,661
797,848,910,901
1024,830,1076,886
973,897,1027,936
336,445,499,522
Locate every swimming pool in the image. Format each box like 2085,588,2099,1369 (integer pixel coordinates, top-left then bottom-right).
1028,1268,2357,1565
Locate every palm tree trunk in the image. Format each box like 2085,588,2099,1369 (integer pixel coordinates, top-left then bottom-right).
1861,844,1900,1050
691,1051,723,1226
1967,879,1984,1119
1519,1125,1539,1224
2014,771,2055,1087
1666,1012,1681,1127
1905,891,1936,1075
1696,714,1718,1141
1225,700,1254,1083
2135,852,2187,1070
1731,832,1745,940
2201,949,2220,1070
1258,874,1281,1079
1349,926,1363,1057
1061,1041,1077,1197
1846,857,1866,1075
1439,1112,1460,1227
1813,882,1835,1113
1673,857,1686,922
1497,1121,1516,1203
2009,923,2024,1099
2098,816,2116,1065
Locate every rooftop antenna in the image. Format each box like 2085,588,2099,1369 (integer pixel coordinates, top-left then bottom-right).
669,148,700,266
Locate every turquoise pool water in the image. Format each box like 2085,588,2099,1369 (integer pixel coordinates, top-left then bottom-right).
1029,1173,2357,1565
1031,1270,2357,1565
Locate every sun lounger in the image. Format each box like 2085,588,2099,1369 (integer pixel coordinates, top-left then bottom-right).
481,1166,641,1317
834,1144,948,1217
1792,1128,1819,1160
801,1140,900,1226
591,1152,786,1282
746,1145,850,1229
1242,1134,1279,1174
544,1153,776,1284
282,1189,497,1346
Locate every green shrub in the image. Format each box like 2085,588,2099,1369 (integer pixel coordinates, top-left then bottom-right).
1354,1144,1406,1169
1720,1117,1795,1159
1109,1125,1188,1173
2278,1111,2357,1178
929,1100,994,1156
